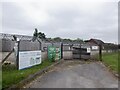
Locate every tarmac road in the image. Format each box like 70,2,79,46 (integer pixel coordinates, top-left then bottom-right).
25,60,118,88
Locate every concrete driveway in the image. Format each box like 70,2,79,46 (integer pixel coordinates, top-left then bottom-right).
25,60,118,88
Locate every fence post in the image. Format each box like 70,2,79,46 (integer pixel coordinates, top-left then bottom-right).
16,40,20,70
99,44,102,61
61,42,63,59
80,43,81,60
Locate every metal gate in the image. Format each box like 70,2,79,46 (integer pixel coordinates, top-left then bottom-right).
72,47,90,60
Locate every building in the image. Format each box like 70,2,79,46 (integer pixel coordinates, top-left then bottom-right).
84,38,104,45
84,38,104,51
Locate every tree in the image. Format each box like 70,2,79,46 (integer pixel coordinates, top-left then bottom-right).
38,32,46,40
33,28,46,40
53,37,62,42
73,38,84,43
32,28,38,41
33,28,38,37
62,38,72,43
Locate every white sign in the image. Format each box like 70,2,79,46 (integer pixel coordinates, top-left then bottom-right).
19,50,41,70
92,46,98,50
87,48,91,53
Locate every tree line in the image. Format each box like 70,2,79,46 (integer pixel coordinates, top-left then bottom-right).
33,28,119,51
33,28,84,43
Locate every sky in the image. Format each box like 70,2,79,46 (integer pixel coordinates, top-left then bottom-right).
1,0,119,43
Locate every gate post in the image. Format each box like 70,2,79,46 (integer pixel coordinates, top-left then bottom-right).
16,39,20,70
80,43,81,60
61,42,63,59
99,44,102,61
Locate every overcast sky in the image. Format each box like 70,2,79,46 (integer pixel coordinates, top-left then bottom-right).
1,0,119,43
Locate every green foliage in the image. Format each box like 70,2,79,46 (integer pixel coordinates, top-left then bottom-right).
94,52,119,74
53,37,62,42
72,38,84,43
33,28,46,40
46,37,84,43
62,38,72,42
38,32,46,40
2,60,53,89
103,43,118,51
102,52,118,73
33,29,84,43
33,28,38,37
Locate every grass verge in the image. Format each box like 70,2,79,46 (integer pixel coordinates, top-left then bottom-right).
2,60,53,89
94,52,119,74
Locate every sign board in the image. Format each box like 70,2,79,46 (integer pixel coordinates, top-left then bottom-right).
87,48,91,53
55,48,61,60
48,46,61,61
48,46,56,61
92,46,98,50
19,50,41,70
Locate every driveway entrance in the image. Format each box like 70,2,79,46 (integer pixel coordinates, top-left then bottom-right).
25,60,118,88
